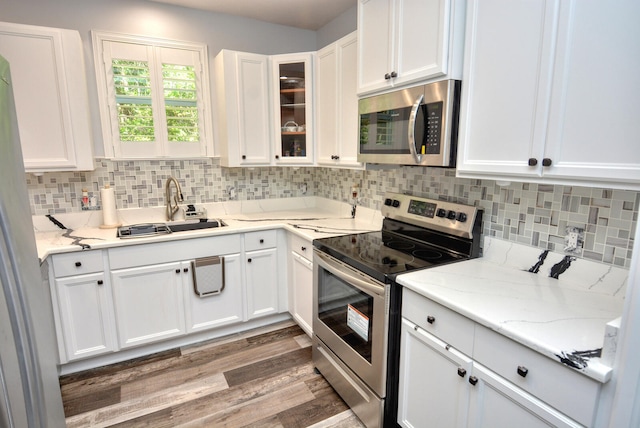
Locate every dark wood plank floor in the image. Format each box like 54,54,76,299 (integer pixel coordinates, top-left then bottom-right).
59,321,365,428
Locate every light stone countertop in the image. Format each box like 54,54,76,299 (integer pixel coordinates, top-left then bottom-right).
396,237,628,383
33,197,382,261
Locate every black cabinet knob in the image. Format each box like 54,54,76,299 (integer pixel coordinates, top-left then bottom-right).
390,71,398,78
242,155,246,160
75,262,82,267
275,155,280,160
384,73,391,80
542,158,552,167
301,246,306,251
469,376,478,386
457,367,467,378
528,158,538,166
517,366,529,377
97,280,103,285
259,239,264,244
175,269,181,273
183,268,189,273
427,315,435,324
247,258,252,263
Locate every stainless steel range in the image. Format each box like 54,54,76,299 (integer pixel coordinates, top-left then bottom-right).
312,192,483,427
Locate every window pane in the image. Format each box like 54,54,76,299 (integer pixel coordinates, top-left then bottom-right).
163,64,199,142
112,59,154,142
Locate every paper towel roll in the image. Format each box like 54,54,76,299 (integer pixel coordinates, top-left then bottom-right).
100,185,121,228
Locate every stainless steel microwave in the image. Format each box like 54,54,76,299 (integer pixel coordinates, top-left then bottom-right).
358,79,461,167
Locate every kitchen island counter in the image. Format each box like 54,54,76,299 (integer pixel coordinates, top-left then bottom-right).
396,237,627,383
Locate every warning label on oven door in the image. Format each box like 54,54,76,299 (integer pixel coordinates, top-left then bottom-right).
347,304,369,341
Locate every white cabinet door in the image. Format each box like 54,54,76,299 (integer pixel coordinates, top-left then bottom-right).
245,248,279,320
398,319,471,428
290,251,313,336
456,0,556,178
542,0,640,185
468,363,582,428
0,22,93,172
111,262,186,348
317,32,361,168
457,0,640,190
184,255,244,332
357,0,464,95
214,50,272,166
54,273,116,362
271,53,314,165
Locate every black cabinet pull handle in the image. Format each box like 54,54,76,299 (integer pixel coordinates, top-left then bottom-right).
247,258,252,263
542,158,552,167
517,366,529,377
427,315,435,324
260,239,264,244
457,367,466,378
75,262,82,267
468,376,478,386
97,280,103,285
528,158,538,166
176,269,181,274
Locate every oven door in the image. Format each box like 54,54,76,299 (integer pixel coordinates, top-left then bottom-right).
313,249,388,397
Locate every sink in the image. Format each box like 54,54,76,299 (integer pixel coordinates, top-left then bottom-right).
167,219,226,232
117,219,226,238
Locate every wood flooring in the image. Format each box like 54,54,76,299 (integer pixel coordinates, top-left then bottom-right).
59,321,366,428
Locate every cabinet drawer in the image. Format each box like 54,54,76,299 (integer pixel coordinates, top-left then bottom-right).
474,325,600,427
52,250,104,277
402,288,474,356
289,233,312,260
245,230,277,251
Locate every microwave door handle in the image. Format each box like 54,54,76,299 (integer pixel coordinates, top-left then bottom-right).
408,94,424,164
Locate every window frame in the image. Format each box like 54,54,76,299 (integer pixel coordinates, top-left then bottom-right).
92,31,214,159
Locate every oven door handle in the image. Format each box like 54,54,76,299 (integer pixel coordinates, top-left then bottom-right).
408,93,424,164
315,251,386,297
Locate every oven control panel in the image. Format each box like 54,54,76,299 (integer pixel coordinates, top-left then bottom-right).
381,192,481,239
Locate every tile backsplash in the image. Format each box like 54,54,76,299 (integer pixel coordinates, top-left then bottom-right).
26,159,638,268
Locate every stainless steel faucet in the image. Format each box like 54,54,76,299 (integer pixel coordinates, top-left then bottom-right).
165,176,184,221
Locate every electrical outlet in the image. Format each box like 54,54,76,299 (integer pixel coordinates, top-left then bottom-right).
300,183,307,195
227,186,236,200
564,226,584,254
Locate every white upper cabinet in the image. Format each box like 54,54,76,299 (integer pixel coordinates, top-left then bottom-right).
0,22,94,172
214,50,272,167
271,53,315,165
456,0,640,190
357,0,466,95
316,32,362,168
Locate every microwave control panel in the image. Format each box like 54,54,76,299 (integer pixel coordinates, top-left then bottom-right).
422,101,443,155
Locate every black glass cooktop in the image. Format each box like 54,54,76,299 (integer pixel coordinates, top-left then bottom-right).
314,228,466,283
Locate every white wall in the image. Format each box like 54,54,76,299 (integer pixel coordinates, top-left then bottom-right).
1,0,318,157
316,5,357,49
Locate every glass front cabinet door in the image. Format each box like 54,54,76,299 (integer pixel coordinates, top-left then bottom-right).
271,53,314,165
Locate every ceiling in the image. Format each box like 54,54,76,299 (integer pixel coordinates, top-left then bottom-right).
146,0,357,30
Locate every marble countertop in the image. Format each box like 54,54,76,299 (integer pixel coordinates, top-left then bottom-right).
33,197,382,260
396,237,627,383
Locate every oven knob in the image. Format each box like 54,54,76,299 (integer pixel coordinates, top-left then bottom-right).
436,208,447,218
384,198,393,206
457,212,468,222
447,210,457,220
392,200,400,208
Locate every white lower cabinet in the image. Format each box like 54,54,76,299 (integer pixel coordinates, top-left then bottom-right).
288,233,313,336
398,319,471,428
53,272,116,362
184,254,243,333
399,289,597,428
244,230,283,320
111,262,187,349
